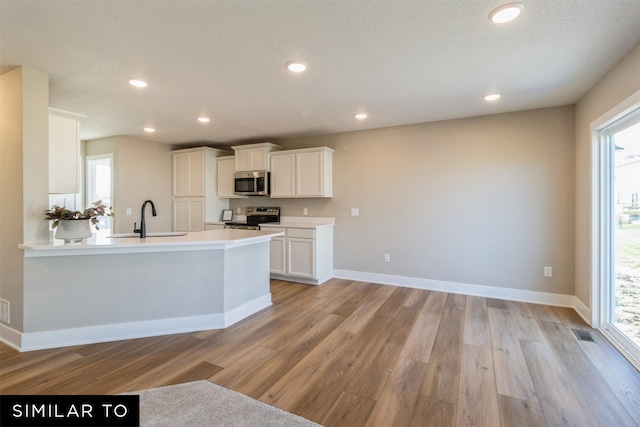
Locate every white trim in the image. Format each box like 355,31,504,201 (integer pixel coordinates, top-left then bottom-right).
222,294,272,327
49,107,86,120
572,297,592,326
0,324,23,351
590,90,640,373
599,325,640,372
333,269,575,307
0,294,271,352
590,88,640,328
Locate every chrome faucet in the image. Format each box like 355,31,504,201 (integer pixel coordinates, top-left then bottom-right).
135,200,156,238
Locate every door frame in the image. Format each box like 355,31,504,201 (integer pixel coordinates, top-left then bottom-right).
590,89,640,370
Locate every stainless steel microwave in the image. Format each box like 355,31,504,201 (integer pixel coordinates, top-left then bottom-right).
234,171,269,196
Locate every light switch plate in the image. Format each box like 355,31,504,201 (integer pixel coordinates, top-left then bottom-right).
351,208,359,217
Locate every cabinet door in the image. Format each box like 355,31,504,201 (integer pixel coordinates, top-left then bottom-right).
250,147,268,170
172,152,190,196
172,198,204,231
269,237,286,275
173,199,190,231
49,115,79,194
173,151,205,197
188,150,205,197
287,237,316,279
235,149,252,171
235,147,269,171
296,151,324,196
217,157,236,198
270,153,295,197
189,199,205,231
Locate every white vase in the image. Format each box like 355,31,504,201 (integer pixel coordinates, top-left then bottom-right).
55,220,92,243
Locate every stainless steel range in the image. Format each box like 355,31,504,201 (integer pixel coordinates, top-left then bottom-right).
224,207,280,230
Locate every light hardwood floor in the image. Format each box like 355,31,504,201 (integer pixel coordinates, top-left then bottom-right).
2,279,640,426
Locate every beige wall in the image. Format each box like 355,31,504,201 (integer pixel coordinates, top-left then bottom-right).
232,106,576,295
0,66,50,332
574,42,640,308
86,136,172,233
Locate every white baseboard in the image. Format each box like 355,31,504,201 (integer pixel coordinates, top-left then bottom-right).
572,297,593,326
333,269,577,307
222,294,272,327
0,294,272,352
0,324,23,351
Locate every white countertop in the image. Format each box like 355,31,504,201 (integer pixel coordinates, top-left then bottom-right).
19,229,284,257
260,216,335,229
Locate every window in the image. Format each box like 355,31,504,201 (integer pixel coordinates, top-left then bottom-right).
86,154,113,232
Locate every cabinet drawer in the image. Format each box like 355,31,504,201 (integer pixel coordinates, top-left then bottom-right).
287,228,315,239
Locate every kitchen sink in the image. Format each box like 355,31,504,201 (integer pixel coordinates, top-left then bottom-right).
109,232,187,238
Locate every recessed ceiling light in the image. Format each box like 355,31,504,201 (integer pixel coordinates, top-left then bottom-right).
286,61,307,73
489,2,524,24
128,79,148,88
484,94,501,101
143,127,155,133
354,113,368,119
197,117,210,123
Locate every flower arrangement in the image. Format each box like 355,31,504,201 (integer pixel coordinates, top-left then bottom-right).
45,200,113,230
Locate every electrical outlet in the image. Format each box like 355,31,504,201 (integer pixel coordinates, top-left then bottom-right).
303,208,308,216
126,208,132,216
351,208,359,217
0,299,10,324
544,266,552,277
384,253,391,263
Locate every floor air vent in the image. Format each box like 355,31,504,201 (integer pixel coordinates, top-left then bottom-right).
573,329,595,342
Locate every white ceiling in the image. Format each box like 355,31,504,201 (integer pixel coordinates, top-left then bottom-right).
2,0,640,146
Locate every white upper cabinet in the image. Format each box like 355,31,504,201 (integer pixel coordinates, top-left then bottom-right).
172,149,206,197
270,153,295,197
217,156,247,198
49,109,83,194
270,147,334,198
232,143,281,171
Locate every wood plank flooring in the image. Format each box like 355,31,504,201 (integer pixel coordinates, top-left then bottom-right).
2,278,640,426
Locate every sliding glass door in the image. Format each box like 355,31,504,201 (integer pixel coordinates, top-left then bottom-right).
599,109,640,366
611,120,640,350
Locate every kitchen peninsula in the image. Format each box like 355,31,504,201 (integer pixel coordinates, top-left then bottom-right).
15,229,283,351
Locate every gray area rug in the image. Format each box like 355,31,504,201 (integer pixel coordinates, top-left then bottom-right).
130,380,321,427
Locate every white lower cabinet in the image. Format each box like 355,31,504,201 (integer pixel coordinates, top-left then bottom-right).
172,198,204,232
262,224,333,285
287,229,316,279
269,235,286,276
